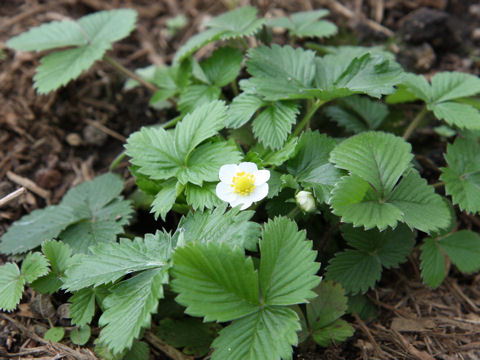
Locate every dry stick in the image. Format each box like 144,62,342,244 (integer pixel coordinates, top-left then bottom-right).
144,331,194,360
0,187,25,208
0,313,96,360
353,313,387,359
85,119,127,142
6,171,50,201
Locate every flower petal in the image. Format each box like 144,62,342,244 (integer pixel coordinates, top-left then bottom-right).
229,197,252,210
254,170,270,185
216,182,236,202
238,162,258,174
249,183,269,202
219,164,238,183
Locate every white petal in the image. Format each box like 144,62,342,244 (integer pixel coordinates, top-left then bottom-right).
254,169,270,185
249,183,269,202
239,201,253,210
238,162,258,174
229,197,252,210
219,164,238,183
216,182,237,202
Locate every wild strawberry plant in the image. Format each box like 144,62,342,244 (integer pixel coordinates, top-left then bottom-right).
2,6,480,360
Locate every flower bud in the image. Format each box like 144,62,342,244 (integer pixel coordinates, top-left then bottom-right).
295,191,316,213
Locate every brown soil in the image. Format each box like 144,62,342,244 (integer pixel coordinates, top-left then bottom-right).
1,1,480,359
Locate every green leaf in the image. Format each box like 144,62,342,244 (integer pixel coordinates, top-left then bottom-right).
330,131,413,196
200,46,243,87
252,101,299,149
63,232,173,291
312,319,354,347
441,138,480,214
439,230,480,273
171,241,260,322
211,306,299,360
98,268,168,354
124,341,150,360
429,102,480,130
151,179,178,220
307,281,348,330
250,137,298,167
185,182,222,210
174,28,225,64
0,205,76,255
21,252,49,283
178,85,221,115
69,288,96,326
269,9,337,39
259,217,320,305
0,263,25,311
227,93,265,128
44,327,65,342
70,325,91,346
420,238,446,288
431,71,480,103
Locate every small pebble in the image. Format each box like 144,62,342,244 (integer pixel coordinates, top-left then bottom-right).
66,133,82,147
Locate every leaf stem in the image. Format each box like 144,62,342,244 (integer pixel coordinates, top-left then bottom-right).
292,99,324,137
402,107,428,141
286,206,301,219
160,115,182,129
431,181,445,188
109,151,127,171
231,79,239,96
103,54,159,93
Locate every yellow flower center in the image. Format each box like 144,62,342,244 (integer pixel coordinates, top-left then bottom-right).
231,171,256,196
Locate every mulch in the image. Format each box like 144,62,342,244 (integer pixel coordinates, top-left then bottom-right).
1,0,480,359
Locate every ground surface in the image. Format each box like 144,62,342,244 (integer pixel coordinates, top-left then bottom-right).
1,0,480,359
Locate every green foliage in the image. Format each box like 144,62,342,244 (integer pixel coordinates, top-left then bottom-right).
70,325,91,346
326,225,414,294
172,217,320,359
329,132,451,232
0,173,132,255
7,9,137,93
268,10,337,39
440,138,480,214
45,327,65,342
69,288,97,326
421,230,480,288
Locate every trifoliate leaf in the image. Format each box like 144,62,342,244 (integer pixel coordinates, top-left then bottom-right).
171,241,260,322
63,232,173,291
325,95,389,133
21,252,49,283
0,263,25,311
98,268,168,354
441,138,480,214
211,306,299,360
70,325,91,346
32,240,72,293
268,9,337,39
151,179,178,220
176,204,261,251
185,182,222,210
307,281,348,330
200,46,243,87
178,84,221,115
439,230,480,273
8,9,137,93
429,102,480,130
252,101,299,149
44,327,65,342
312,319,354,347
259,217,320,305
330,131,413,196
173,7,264,63
420,238,446,288
226,93,265,129
69,288,96,326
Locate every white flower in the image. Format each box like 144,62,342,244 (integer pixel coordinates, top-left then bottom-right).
295,191,316,213
216,162,270,210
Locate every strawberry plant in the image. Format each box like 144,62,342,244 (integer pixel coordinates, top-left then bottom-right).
2,5,480,360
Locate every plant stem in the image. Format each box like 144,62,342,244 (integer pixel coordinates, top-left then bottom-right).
402,107,428,141
231,79,239,96
431,181,445,188
103,54,159,93
286,206,301,219
109,151,127,171
161,116,181,129
291,99,324,137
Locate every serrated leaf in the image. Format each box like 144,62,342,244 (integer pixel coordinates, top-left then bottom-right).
69,288,96,326
171,241,260,322
347,294,377,320
250,137,298,167
259,217,320,305
429,102,480,130
200,46,243,87
439,230,480,273
44,327,65,342
185,182,222,210
124,341,150,360
151,179,178,220
431,72,480,103
0,263,25,311
330,132,413,196
252,101,299,149
178,84,221,115
420,238,446,288
63,231,173,291
269,10,337,39
211,306,299,360
173,28,224,64
21,252,49,283
98,268,168,354
227,93,265,128
312,319,354,347
176,205,261,251
70,325,91,346
307,281,348,330
440,138,480,214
